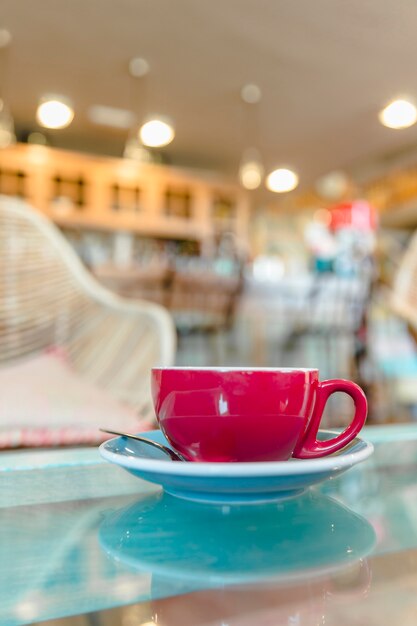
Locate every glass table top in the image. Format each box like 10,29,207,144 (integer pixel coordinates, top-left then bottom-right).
3,424,417,626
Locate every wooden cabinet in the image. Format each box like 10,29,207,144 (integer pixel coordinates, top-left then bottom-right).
0,143,250,258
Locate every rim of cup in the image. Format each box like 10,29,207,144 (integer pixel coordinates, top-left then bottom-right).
152,366,319,372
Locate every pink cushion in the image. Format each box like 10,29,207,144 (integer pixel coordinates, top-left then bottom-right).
0,349,152,448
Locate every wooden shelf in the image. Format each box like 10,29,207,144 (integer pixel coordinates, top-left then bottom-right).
46,208,206,241
0,143,250,252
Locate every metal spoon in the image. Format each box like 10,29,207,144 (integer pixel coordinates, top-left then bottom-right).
99,428,187,462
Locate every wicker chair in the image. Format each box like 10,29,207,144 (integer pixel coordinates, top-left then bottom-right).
0,196,176,420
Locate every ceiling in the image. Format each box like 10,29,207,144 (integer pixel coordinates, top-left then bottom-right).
3,0,417,192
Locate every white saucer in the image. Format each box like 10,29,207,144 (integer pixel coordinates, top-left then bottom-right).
99,430,374,504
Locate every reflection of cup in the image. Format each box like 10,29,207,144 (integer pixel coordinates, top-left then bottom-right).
152,367,368,462
99,490,376,590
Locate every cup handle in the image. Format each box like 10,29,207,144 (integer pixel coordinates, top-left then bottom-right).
293,379,368,459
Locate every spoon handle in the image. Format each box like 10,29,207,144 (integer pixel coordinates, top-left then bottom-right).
99,428,186,462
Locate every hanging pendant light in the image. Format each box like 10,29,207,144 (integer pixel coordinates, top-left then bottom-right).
36,96,74,129
266,167,299,193
139,116,175,148
124,57,175,159
238,84,264,189
238,148,264,190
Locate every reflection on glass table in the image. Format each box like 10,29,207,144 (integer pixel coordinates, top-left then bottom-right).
99,490,375,588
3,424,417,625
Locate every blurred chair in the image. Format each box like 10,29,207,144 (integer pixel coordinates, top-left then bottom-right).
0,196,176,428
391,230,417,336
263,272,373,427
94,262,172,307
169,270,241,365
361,231,417,422
170,270,240,331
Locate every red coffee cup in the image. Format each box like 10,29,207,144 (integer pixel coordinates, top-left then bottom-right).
151,367,367,462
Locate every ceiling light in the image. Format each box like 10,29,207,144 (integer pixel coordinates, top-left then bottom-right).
238,149,264,190
239,161,263,189
0,126,14,148
241,84,262,104
36,97,74,129
139,117,175,147
266,168,299,193
27,131,48,146
129,57,150,78
379,99,417,129
0,29,12,48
